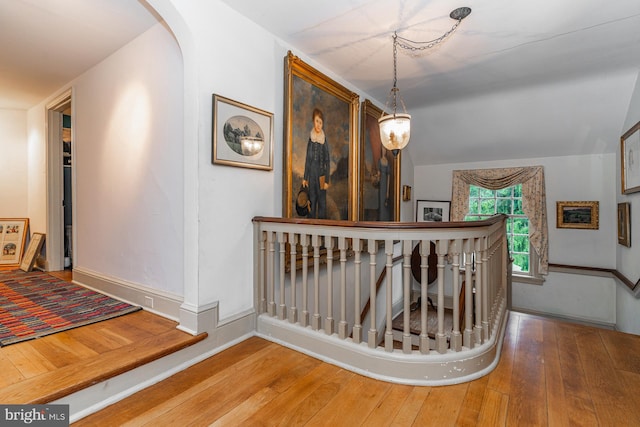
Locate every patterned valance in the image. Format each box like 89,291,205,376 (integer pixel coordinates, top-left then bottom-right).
451,166,548,275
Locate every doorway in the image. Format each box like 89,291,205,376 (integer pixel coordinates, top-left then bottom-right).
46,91,72,272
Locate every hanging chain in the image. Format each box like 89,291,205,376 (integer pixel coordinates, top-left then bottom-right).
392,32,398,89
395,18,463,52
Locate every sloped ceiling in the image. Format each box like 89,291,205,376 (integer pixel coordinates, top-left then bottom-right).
219,0,640,165
2,0,640,166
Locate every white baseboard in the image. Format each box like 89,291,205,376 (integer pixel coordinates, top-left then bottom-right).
72,267,183,322
511,307,616,330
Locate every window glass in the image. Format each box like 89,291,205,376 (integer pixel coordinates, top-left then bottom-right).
465,183,530,274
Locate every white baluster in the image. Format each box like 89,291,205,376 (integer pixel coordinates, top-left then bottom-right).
384,239,394,352
352,238,362,344
312,234,321,331
288,232,298,324
463,238,474,348
338,236,348,339
300,233,309,327
367,239,377,349
325,236,335,335
402,240,413,353
450,239,462,351
258,229,266,313
420,239,430,354
473,238,483,344
267,231,276,317
435,239,449,354
278,232,286,320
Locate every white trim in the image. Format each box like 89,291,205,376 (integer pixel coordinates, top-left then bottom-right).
511,307,616,330
45,90,72,272
177,300,219,335
72,267,183,321
257,304,508,386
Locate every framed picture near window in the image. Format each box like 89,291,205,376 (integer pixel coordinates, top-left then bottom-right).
283,51,359,220
618,202,631,247
0,218,29,266
621,120,640,194
556,201,599,229
416,200,450,222
359,99,400,221
212,94,274,170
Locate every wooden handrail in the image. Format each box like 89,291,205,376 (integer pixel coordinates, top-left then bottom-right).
252,214,506,229
549,262,640,292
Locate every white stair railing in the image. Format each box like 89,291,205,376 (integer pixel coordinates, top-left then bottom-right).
253,215,509,385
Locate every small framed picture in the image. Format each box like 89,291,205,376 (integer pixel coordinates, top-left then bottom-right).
402,185,412,202
20,232,46,272
618,202,631,247
416,200,451,222
556,201,599,229
621,121,640,194
0,218,29,266
212,94,274,170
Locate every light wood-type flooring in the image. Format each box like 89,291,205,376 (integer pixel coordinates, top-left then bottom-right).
74,311,640,426
0,269,206,404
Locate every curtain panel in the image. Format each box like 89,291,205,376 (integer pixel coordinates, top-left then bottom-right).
451,166,548,275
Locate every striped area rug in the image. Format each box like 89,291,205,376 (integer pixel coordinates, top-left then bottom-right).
0,269,141,346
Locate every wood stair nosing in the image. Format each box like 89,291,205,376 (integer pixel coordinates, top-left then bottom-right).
0,329,207,404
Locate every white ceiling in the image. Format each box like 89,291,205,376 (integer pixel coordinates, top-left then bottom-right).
0,0,159,110
3,0,640,165
219,0,640,165
219,0,640,110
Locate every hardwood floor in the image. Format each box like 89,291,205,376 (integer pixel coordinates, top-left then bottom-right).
74,311,640,426
0,269,206,404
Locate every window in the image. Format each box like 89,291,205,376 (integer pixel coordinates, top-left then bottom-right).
465,184,534,276
451,166,548,280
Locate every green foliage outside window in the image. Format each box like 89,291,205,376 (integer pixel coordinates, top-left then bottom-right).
464,184,530,273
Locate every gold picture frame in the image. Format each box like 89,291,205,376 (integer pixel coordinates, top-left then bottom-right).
402,185,412,202
359,99,400,221
618,202,631,247
556,201,599,229
212,94,274,170
20,232,46,272
283,51,359,220
621,120,640,194
0,218,29,266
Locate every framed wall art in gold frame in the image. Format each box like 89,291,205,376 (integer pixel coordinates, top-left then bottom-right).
0,218,29,267
283,51,359,220
556,201,599,229
359,99,401,221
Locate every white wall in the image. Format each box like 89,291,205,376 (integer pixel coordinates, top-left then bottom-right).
73,24,184,295
26,106,47,234
0,110,28,218
25,23,185,296
414,153,618,325
161,0,400,320
617,69,640,334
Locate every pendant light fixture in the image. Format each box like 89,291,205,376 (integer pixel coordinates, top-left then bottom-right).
379,7,472,156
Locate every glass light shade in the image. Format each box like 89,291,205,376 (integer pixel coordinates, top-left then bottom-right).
239,136,264,156
378,113,411,152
